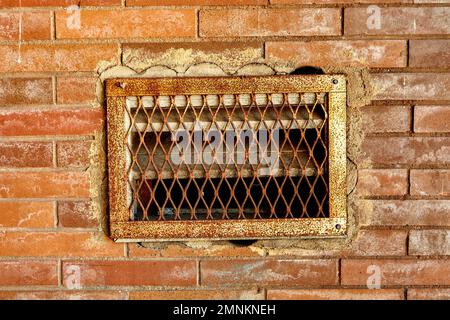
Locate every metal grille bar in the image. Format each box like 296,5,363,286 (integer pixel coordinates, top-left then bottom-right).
106,75,347,241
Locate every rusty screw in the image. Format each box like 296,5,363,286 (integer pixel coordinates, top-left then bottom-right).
116,81,126,89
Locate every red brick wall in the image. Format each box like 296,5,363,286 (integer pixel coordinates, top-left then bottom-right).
0,0,449,300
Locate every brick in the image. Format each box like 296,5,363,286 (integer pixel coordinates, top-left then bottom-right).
0,78,52,105
56,9,196,39
359,137,450,166
0,261,57,286
267,289,404,300
410,40,450,68
0,232,123,257
266,40,406,68
414,0,450,3
0,290,126,300
361,105,410,133
0,142,53,168
264,230,407,257
408,288,450,300
201,259,338,286
199,8,341,37
56,141,92,168
345,7,450,35
56,77,97,105
273,0,410,3
0,171,89,198
128,0,267,4
58,200,97,228
341,259,450,286
410,169,450,196
0,201,54,228
414,106,450,133
0,109,103,136
372,73,450,101
409,230,450,256
0,12,50,40
129,242,262,258
62,260,197,287
130,289,264,300
357,200,450,227
123,42,263,73
0,44,118,72
356,169,408,196
350,230,407,256
0,0,121,6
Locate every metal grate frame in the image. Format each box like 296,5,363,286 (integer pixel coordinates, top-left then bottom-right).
106,75,347,241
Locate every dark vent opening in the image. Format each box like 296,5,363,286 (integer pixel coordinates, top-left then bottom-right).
229,239,258,246
290,66,325,75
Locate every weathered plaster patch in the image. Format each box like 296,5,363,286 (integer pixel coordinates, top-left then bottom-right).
184,63,227,76
88,129,108,234
123,45,264,74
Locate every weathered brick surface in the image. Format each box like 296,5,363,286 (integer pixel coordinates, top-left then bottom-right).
409,230,450,256
0,78,52,105
349,230,407,257
199,8,341,37
0,171,89,198
56,9,196,39
129,242,262,258
266,40,407,68
341,259,450,286
56,77,97,105
410,40,450,68
201,259,338,286
414,106,450,133
0,109,103,136
356,169,408,196
357,200,450,227
0,12,50,40
57,200,97,228
410,170,450,196
0,142,53,168
273,0,410,3
345,7,450,35
267,289,404,300
407,288,450,300
0,261,57,286
127,0,267,5
0,232,123,257
0,201,54,228
62,260,197,287
0,290,127,300
361,105,410,133
359,137,450,166
0,0,121,6
130,289,264,300
56,141,92,168
372,73,450,100
0,44,118,72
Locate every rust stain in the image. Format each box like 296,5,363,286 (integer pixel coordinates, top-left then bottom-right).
105,75,347,241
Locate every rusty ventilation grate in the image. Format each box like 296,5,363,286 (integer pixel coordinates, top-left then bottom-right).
106,76,346,241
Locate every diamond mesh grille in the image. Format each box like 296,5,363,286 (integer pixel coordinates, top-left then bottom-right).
106,75,347,240
123,92,329,221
